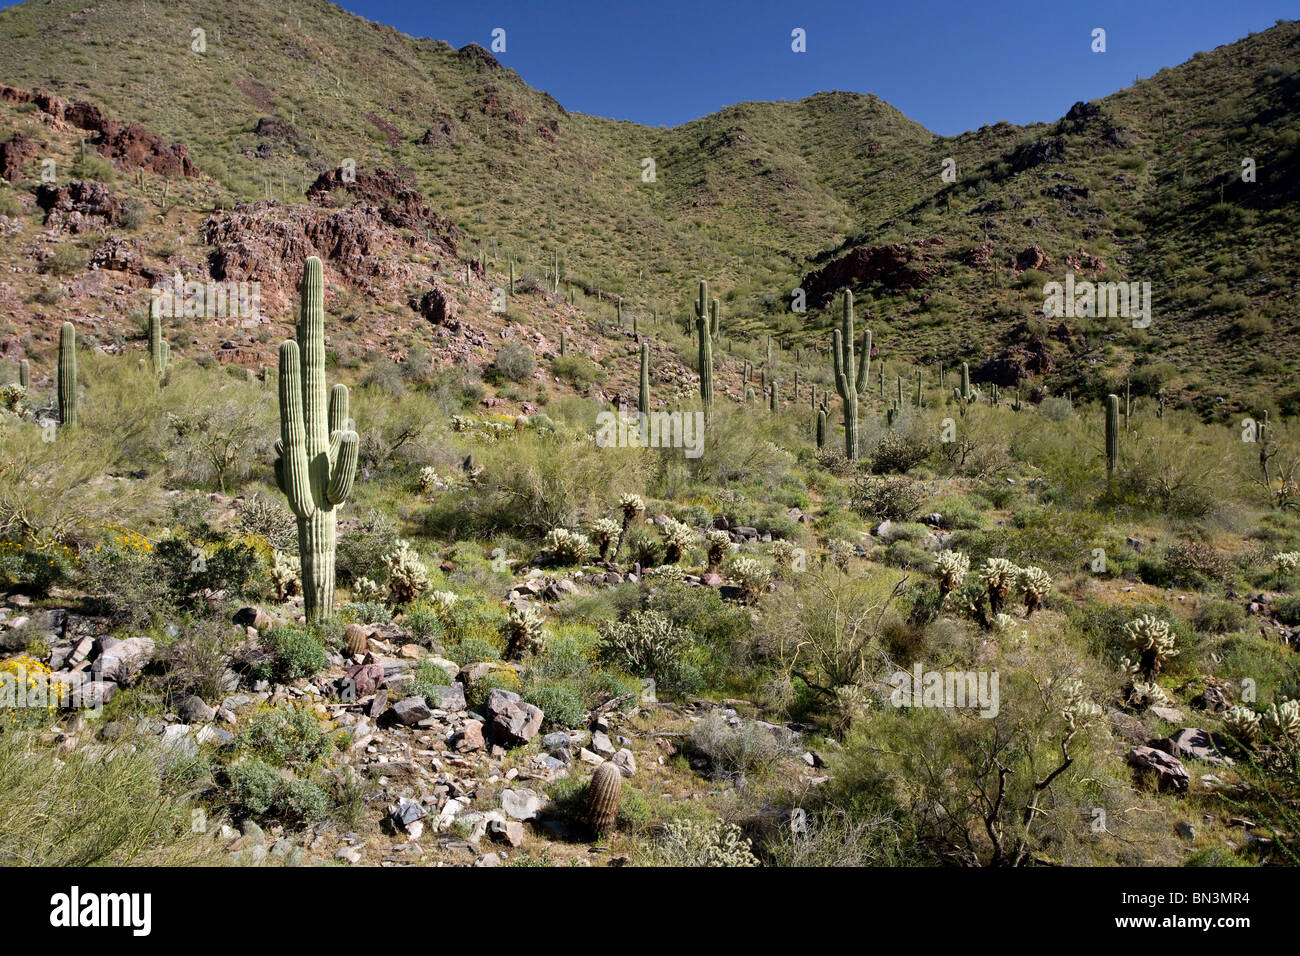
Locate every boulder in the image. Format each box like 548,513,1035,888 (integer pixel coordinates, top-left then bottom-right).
485,688,543,747
1126,746,1190,793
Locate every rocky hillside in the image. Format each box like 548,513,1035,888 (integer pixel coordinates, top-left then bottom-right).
0,1,1295,418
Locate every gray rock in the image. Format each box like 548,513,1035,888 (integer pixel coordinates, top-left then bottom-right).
486,688,543,747
390,696,433,726
501,787,545,821
93,636,155,685
425,684,466,711
612,748,637,777
1126,745,1190,793
177,695,216,723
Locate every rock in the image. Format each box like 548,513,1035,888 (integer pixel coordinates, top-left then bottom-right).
390,797,427,832
341,663,384,698
177,695,216,723
93,636,154,684
77,680,118,708
485,688,543,747
500,788,545,821
590,731,616,757
612,749,637,777
1176,820,1196,843
453,720,485,752
390,696,433,726
1151,728,1233,767
426,656,460,681
488,819,525,847
35,180,122,232
335,846,362,864
424,684,466,711
1149,705,1185,725
541,731,571,755
1193,686,1230,714
1126,746,1190,793
233,605,271,631
473,852,501,867
160,725,197,757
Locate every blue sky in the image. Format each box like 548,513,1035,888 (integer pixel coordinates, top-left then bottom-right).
337,0,1297,135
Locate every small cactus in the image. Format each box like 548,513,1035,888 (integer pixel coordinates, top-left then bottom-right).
591,517,622,562
662,518,694,564
1222,706,1261,749
585,760,623,835
544,527,593,566
1261,698,1300,746
703,528,734,571
979,558,1019,614
18,359,28,388
1105,393,1120,481
344,622,369,658
1123,614,1177,681
385,539,430,606
933,550,970,598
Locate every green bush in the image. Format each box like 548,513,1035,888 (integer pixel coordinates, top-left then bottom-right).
254,627,329,683
524,681,587,730
1193,600,1245,634
490,341,536,383
238,705,333,768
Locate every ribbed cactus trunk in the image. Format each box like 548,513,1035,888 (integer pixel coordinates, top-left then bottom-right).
638,342,650,414
148,296,169,377
18,359,28,388
58,322,77,426
560,331,567,356
769,381,777,412
916,370,922,408
816,407,826,448
275,258,360,622
697,315,713,413
831,290,861,459
1105,394,1120,483
710,298,720,340
960,362,971,401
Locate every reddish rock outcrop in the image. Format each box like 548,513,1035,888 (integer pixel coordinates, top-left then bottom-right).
35,180,121,232
801,239,943,307
306,166,461,240
1013,245,1050,272
410,283,459,328
0,131,42,182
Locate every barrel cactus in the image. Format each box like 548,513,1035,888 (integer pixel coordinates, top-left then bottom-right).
344,622,369,659
274,258,359,621
585,760,623,835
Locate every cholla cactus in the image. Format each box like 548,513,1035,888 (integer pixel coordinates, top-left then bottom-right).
0,382,25,412
503,605,545,661
652,818,759,867
1124,614,1178,680
933,550,970,597
643,563,686,583
1222,706,1261,749
991,612,1018,634
770,539,798,575
416,466,440,495
704,529,734,571
271,550,302,600
544,527,592,566
1019,566,1052,616
979,558,1019,614
352,576,384,603
832,683,870,735
428,590,459,612
728,556,772,602
1261,698,1300,746
610,493,646,566
450,415,473,432
662,518,694,564
1060,679,1102,735
590,517,622,562
1274,552,1300,575
385,539,430,606
1126,680,1171,710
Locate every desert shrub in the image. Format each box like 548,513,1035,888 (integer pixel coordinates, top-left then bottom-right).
152,535,265,612
42,243,88,276
551,354,606,390
851,475,926,521
490,341,536,383
1272,596,1300,626
403,601,447,646
687,710,794,781
1163,540,1231,588
336,509,400,585
237,704,332,768
598,610,703,698
1037,396,1073,421
0,538,76,594
161,617,244,700
1194,600,1245,634
643,817,760,867
227,757,330,825
77,538,172,629
869,431,932,474
523,681,587,730
253,626,329,683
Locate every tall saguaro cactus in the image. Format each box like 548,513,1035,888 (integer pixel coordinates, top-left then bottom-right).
1105,393,1120,482
831,290,866,459
18,359,28,388
638,341,651,414
960,362,971,401
275,258,359,622
710,298,720,340
148,296,170,377
58,322,77,426
816,407,826,449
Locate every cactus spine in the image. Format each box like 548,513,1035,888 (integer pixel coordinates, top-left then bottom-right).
585,760,623,835
57,322,77,426
831,290,863,459
1105,393,1120,482
18,359,28,388
638,341,650,414
275,258,360,622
